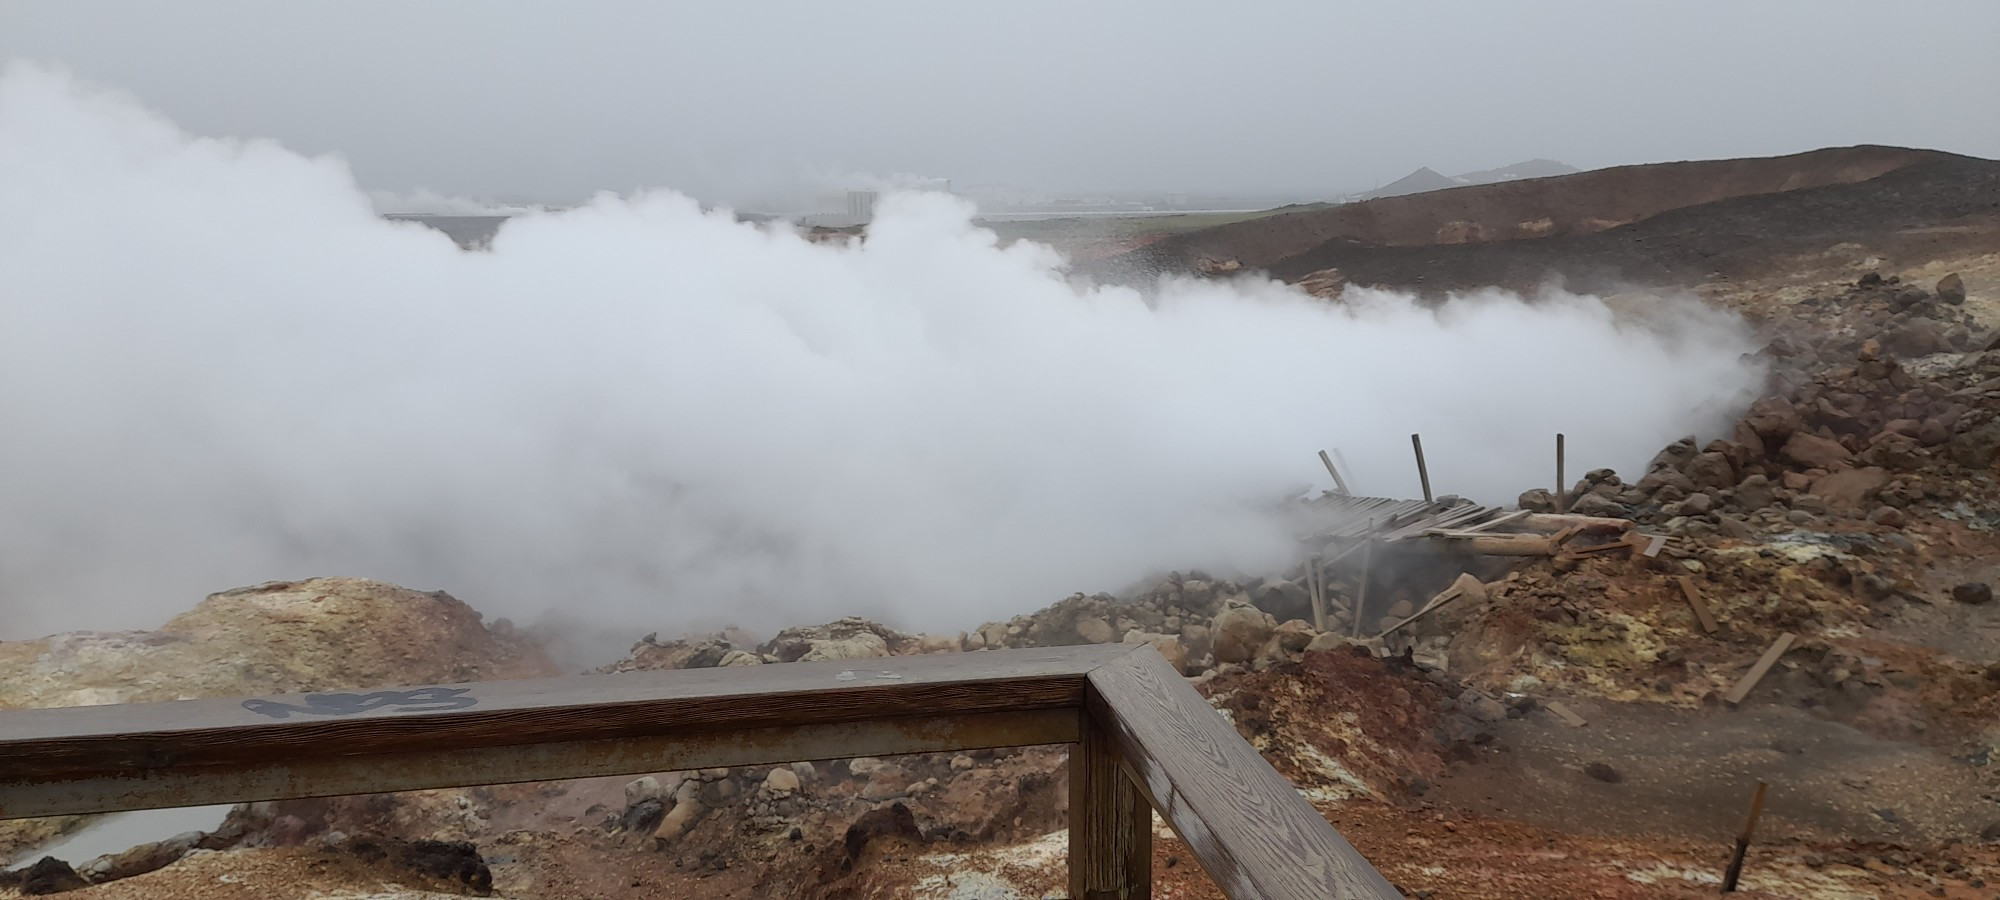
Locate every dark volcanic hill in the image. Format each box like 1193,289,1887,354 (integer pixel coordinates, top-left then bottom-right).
1089,145,2000,295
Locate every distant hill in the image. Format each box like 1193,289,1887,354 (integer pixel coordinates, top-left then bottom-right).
1357,158,1581,200
1088,145,1983,291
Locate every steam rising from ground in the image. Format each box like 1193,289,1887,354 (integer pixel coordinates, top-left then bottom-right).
0,65,1763,651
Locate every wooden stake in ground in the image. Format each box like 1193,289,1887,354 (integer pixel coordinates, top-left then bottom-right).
1723,634,1797,707
1677,575,1720,634
1555,432,1567,513
1720,780,1769,892
1307,554,1327,631
1410,433,1433,504
1318,449,1350,495
1353,523,1374,639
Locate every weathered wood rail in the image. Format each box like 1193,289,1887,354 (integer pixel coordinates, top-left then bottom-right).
0,644,1398,899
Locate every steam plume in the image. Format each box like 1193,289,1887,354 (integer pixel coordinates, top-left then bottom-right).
0,65,1763,651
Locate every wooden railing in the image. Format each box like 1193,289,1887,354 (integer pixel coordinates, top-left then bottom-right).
0,644,1397,899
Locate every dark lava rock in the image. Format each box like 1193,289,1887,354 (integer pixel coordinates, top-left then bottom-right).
1583,762,1623,783
18,858,88,895
1952,582,1994,605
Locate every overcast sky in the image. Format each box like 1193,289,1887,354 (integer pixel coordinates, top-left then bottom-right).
4,0,1997,206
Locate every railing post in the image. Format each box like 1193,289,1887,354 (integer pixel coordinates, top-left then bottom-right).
1070,716,1151,900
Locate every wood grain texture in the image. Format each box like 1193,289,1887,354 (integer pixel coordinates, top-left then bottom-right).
3,709,1074,819
1070,716,1151,900
1723,633,1796,707
1677,576,1720,634
1086,647,1398,899
0,645,1131,781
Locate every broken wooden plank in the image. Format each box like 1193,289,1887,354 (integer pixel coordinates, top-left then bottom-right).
1544,701,1588,727
1642,534,1668,558
1466,533,1558,556
1518,513,1634,535
1723,633,1797,707
1376,574,1486,639
1459,508,1529,535
1318,449,1350,495
1677,575,1720,634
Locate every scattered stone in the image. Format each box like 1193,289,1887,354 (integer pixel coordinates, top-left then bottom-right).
1869,506,1906,528
17,857,88,895
653,780,707,844
1074,616,1117,644
1211,604,1277,664
1583,762,1623,784
1568,492,1631,519
1782,432,1855,469
1121,631,1191,673
1953,583,1994,606
1273,619,1317,654
1811,466,1890,509
1456,688,1508,724
1937,273,1966,305
625,776,665,807
762,767,801,794
344,837,492,895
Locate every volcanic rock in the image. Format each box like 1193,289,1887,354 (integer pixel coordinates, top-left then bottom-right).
1937,273,1966,305
1953,583,1994,605
1211,603,1277,664
1782,432,1855,469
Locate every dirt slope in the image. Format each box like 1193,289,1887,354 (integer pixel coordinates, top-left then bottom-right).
1260,154,2000,295
1096,145,1965,280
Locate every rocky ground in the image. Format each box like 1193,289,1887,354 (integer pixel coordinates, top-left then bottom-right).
9,260,2000,894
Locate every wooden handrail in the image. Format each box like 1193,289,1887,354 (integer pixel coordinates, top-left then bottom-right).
0,643,1396,899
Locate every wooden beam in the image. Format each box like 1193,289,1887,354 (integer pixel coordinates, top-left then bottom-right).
1517,513,1634,535
1555,432,1567,513
1544,701,1588,728
1086,647,1402,900
1720,780,1769,892
1723,634,1796,707
1375,574,1485,640
1318,449,1350,495
1,709,1075,820
1410,433,1433,504
0,645,1129,788
1307,554,1327,632
1642,534,1668,558
1071,719,1152,900
1465,533,1558,556
1677,575,1720,634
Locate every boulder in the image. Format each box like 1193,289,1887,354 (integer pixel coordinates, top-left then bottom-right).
1251,578,1313,623
1568,492,1632,519
652,780,706,844
1810,467,1890,509
1456,688,1507,724
1950,423,2000,468
1886,320,1953,357
762,767,801,795
1074,616,1117,645
1517,488,1558,512
1304,632,1348,653
1120,631,1191,673
1211,604,1276,664
1647,437,1700,472
1953,582,1993,605
1683,451,1737,492
1273,619,1317,653
1781,433,1855,470
1743,398,1806,442
1869,506,1906,527
1937,273,1966,305
1636,469,1697,495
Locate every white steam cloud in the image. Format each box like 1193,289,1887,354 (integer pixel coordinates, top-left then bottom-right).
0,65,1763,652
